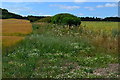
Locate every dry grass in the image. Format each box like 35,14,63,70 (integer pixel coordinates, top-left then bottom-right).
2,36,24,47
2,19,32,36
81,21,119,54
1,19,32,47
0,36,2,49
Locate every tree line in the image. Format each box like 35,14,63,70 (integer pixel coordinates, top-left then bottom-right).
80,17,120,22
0,8,120,22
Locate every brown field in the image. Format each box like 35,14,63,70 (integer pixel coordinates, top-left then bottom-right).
1,19,32,47
0,36,1,49
2,19,32,36
2,36,24,47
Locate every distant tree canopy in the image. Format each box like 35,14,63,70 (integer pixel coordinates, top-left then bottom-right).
51,13,81,26
27,16,46,22
80,17,102,21
80,17,120,22
37,17,51,23
0,8,24,19
103,17,120,22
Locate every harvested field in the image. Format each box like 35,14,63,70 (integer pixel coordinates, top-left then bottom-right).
2,36,24,47
2,19,32,36
1,19,32,47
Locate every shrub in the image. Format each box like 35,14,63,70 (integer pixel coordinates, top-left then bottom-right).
27,16,39,22
51,13,81,26
37,17,51,23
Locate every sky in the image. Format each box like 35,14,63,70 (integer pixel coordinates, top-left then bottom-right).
1,0,120,2
1,2,119,18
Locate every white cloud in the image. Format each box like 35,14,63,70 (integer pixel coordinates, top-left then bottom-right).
96,5,104,8
74,0,87,2
96,3,118,8
3,6,43,16
77,13,84,16
84,7,95,11
74,0,120,2
6,7,31,14
1,0,120,2
105,3,118,7
50,4,80,10
1,0,42,2
40,15,53,16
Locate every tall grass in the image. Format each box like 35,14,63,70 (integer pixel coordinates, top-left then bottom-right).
2,22,119,78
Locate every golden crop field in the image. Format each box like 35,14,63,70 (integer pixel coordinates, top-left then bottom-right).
1,19,32,47
2,19,32,36
0,36,1,49
2,36,24,47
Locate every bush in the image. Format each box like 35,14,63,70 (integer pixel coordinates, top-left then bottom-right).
27,16,39,22
37,17,51,23
51,13,81,26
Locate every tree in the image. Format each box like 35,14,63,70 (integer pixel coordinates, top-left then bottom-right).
37,17,51,23
51,13,81,26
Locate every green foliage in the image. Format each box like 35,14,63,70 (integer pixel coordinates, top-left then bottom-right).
1,8,23,19
51,13,81,26
27,16,39,22
37,17,51,23
3,23,119,78
32,24,40,30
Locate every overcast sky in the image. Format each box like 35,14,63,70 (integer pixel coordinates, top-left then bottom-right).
1,2,118,18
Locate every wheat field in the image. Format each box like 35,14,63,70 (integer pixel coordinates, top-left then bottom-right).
1,19,32,47
2,19,32,36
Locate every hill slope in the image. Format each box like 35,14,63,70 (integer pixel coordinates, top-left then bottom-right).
0,8,24,19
